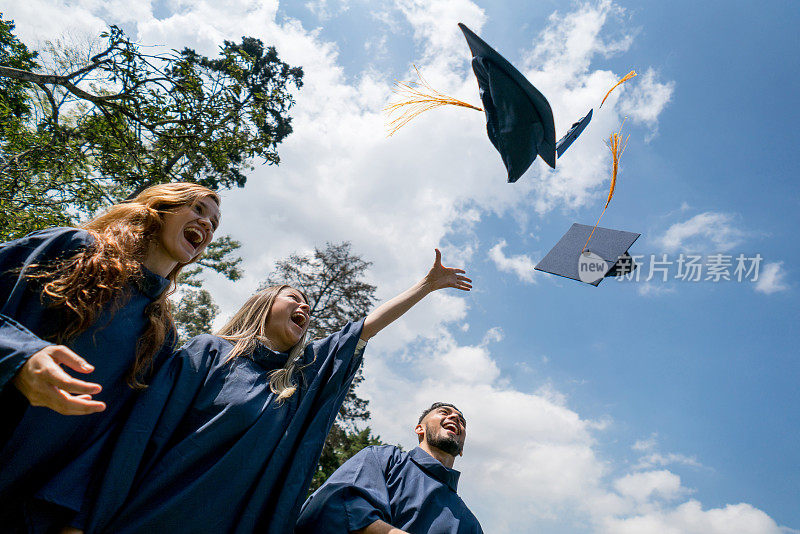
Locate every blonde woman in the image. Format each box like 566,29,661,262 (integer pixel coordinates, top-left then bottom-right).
0,183,220,532
79,250,471,534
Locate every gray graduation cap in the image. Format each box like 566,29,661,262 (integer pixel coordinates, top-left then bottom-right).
535,223,640,286
458,23,592,183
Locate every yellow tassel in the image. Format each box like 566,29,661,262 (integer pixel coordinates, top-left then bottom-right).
604,119,629,209
599,70,637,108
384,65,483,137
583,120,629,252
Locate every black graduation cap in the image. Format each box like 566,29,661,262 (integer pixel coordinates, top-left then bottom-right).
458,23,592,183
556,110,592,157
535,223,640,286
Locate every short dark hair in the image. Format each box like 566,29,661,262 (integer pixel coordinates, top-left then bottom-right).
418,402,465,425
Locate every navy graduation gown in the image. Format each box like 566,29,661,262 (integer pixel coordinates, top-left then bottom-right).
0,227,172,525
296,445,484,534
82,319,366,534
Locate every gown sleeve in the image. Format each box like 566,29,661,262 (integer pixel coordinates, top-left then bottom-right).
295,446,397,533
301,320,367,382
0,228,93,393
0,315,52,391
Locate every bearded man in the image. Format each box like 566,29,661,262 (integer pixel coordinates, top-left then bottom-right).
295,402,483,534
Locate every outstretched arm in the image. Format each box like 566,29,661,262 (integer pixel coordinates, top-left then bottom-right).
360,249,471,341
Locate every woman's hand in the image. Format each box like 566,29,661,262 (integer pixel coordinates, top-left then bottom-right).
422,249,472,293
361,249,472,341
13,346,106,415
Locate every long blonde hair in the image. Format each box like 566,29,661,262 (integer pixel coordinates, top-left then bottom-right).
32,182,220,388
216,285,311,401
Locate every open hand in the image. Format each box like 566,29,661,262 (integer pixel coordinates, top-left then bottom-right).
423,249,472,292
360,249,472,341
13,345,106,416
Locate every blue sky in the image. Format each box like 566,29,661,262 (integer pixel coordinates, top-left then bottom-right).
6,0,799,532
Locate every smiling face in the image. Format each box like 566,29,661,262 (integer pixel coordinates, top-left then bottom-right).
147,196,220,276
263,287,311,353
416,405,467,457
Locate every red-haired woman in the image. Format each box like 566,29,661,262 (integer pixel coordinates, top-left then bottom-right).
0,183,220,532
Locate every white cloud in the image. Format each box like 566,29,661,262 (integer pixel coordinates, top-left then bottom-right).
755,262,789,295
394,0,486,67
636,281,676,297
620,67,675,138
488,240,538,283
631,434,702,470
526,0,633,78
657,211,746,253
634,452,703,470
306,0,350,21
3,1,106,47
416,334,501,384
633,435,658,451
364,33,389,59
613,470,687,502
481,326,503,344
599,501,784,534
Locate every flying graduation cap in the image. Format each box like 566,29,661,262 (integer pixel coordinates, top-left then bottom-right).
535,121,641,286
457,23,593,182
384,24,635,183
535,223,640,286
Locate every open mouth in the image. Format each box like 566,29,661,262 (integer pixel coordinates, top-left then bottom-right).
290,311,308,329
183,227,205,248
443,422,459,435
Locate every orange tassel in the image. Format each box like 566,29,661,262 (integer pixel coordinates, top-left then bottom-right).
604,120,629,208
583,121,629,252
384,65,483,137
599,70,637,108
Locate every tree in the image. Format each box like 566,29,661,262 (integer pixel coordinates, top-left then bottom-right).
0,18,303,241
0,17,64,238
173,288,218,342
174,236,244,343
0,18,299,338
0,17,37,134
265,242,388,490
308,426,384,493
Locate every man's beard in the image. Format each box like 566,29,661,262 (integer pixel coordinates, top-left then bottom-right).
426,424,462,456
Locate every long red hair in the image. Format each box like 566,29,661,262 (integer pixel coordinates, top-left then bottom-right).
34,183,220,388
